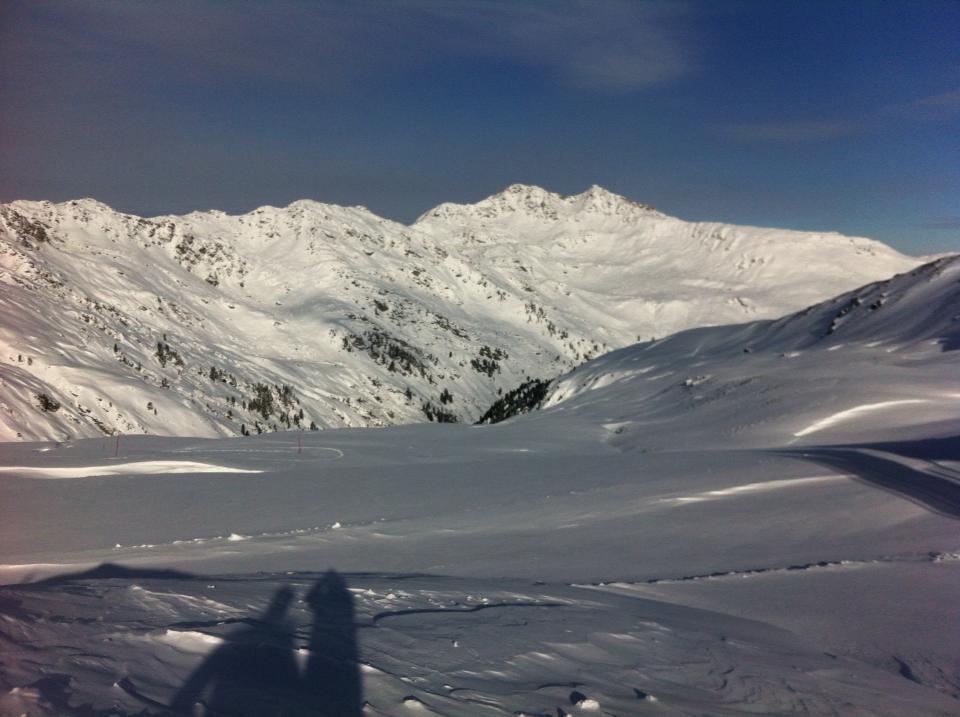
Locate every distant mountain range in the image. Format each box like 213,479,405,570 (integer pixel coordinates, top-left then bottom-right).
0,184,921,441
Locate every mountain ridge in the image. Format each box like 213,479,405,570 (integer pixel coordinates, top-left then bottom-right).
0,185,922,441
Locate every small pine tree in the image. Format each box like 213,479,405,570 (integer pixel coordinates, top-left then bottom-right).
36,393,60,412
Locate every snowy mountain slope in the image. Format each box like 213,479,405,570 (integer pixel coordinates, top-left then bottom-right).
534,254,960,450
415,184,920,345
0,185,919,442
1,259,959,714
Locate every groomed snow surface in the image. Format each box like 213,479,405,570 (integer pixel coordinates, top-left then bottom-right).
0,258,958,715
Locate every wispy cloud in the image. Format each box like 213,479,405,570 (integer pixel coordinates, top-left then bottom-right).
720,120,857,143
917,216,960,230
1,0,696,96
719,85,960,144
883,87,960,121
438,0,695,92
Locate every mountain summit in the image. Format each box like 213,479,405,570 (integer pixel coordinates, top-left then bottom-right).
416,183,661,223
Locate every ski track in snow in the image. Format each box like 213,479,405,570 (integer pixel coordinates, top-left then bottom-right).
171,445,345,460
579,549,960,588
107,519,358,552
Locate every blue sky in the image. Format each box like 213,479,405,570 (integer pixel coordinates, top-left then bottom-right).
1,0,958,254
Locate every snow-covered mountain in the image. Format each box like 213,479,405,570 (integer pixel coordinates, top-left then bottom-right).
533,254,960,450
0,184,920,441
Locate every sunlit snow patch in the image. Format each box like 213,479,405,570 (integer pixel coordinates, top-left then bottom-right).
659,475,843,505
792,400,930,437
0,460,263,479
153,629,225,653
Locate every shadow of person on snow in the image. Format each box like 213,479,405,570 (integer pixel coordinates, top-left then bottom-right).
169,570,361,717
302,570,363,716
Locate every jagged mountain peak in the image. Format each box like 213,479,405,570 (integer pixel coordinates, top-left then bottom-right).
415,183,561,223
415,183,661,224
566,184,662,217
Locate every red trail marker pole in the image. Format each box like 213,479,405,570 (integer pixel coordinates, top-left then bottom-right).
297,432,302,455
115,433,120,458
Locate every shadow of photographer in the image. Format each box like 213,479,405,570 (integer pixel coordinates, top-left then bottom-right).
170,570,361,717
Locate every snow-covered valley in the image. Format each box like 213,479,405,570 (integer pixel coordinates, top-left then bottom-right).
1,250,958,715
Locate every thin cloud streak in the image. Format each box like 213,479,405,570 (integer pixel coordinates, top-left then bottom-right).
882,87,960,121
430,0,695,91
720,120,857,143
917,217,960,231
720,85,960,144
1,0,696,95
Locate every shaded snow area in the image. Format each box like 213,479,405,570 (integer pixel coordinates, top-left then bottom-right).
0,257,958,715
0,184,919,442
4,570,958,717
